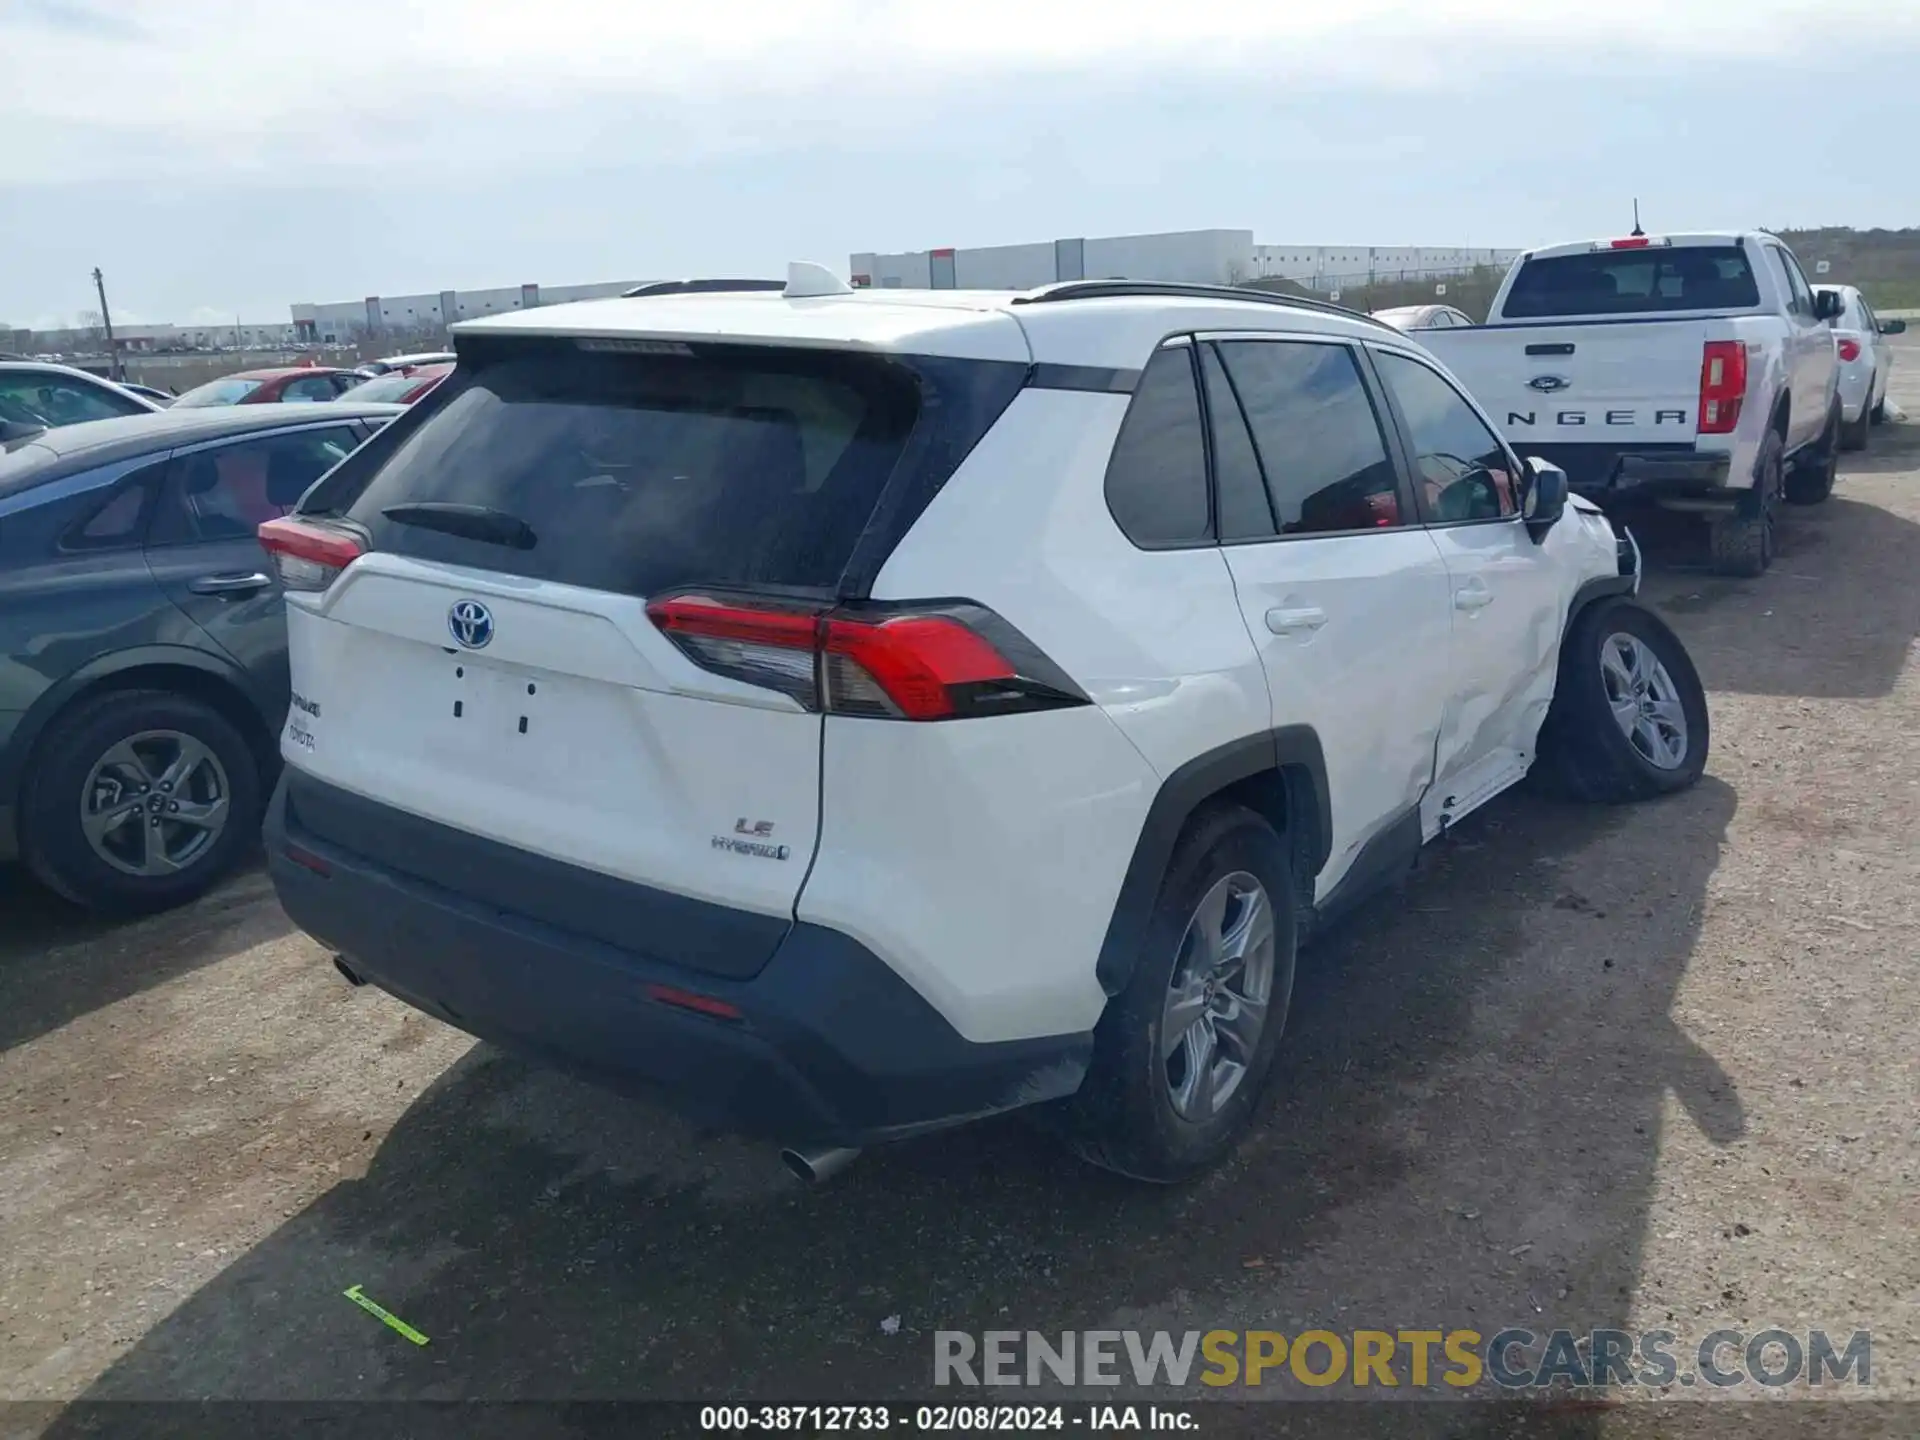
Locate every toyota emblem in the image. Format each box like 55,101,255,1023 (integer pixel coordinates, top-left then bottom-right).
448,599,494,649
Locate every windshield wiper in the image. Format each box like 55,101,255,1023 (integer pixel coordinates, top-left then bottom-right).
381,502,536,551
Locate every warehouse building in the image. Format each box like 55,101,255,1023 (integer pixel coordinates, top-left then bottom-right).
290,279,643,344
850,229,1521,293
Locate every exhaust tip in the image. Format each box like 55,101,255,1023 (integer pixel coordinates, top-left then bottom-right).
332,954,367,988
780,1145,862,1185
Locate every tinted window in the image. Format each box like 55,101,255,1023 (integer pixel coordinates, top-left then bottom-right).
151,428,358,544
172,378,265,408
1375,351,1518,522
0,373,147,428
1103,346,1210,547
335,343,1007,596
64,461,168,550
1503,246,1761,318
1198,344,1274,540
281,375,338,404
1215,341,1404,534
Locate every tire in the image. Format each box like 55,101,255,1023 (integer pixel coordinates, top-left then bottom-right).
1709,428,1781,576
1059,803,1297,1182
1870,396,1886,425
1838,407,1870,452
21,689,263,915
1784,403,1841,504
1533,599,1709,804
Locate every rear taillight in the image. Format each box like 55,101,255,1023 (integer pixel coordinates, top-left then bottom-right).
1837,338,1862,363
1698,340,1748,435
1609,237,1652,249
646,593,1086,721
258,516,365,592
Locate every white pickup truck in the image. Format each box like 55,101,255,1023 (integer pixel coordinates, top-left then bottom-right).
1419,231,1843,576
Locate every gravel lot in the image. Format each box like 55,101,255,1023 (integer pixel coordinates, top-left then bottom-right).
3,343,1917,1432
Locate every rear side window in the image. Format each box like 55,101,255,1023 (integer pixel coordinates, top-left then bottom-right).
1502,247,1761,318
63,459,169,550
1215,340,1404,534
152,428,359,545
1104,346,1210,547
335,342,1021,597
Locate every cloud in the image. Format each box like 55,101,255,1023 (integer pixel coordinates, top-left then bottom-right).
3,0,1911,184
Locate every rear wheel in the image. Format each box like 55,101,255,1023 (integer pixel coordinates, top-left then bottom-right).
1709,428,1781,576
21,690,263,915
1784,402,1841,503
1870,396,1886,425
1060,803,1296,1182
1534,599,1709,804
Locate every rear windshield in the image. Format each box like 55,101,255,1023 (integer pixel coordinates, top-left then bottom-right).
172,378,265,408
1502,246,1761,318
332,341,1023,598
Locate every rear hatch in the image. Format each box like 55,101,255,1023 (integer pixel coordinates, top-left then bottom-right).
273,330,1027,976
1425,243,1761,450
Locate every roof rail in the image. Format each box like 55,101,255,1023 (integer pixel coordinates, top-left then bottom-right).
1010,280,1396,331
621,279,786,299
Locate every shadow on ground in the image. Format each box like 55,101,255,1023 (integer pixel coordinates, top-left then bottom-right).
0,857,289,1055
1628,482,1920,699
47,770,1739,1439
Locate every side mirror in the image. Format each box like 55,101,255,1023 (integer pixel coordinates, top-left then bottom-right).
1813,290,1845,322
1881,318,1908,336
1522,458,1568,542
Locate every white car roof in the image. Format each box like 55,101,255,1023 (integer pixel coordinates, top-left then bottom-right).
454,279,1399,370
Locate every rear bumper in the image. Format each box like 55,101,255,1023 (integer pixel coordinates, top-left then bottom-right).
265,773,1091,1147
1524,445,1732,503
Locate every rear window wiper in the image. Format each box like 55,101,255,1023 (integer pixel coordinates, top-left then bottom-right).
380,502,536,551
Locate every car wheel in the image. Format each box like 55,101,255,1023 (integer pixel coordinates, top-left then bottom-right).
1784,402,1841,504
1870,397,1886,425
22,690,263,915
1534,599,1709,805
1709,429,1781,576
1059,803,1297,1183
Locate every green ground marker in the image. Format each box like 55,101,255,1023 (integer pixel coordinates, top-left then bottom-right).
344,1284,430,1345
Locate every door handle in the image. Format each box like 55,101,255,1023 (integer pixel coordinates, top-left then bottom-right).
1265,605,1327,635
188,571,272,597
1453,584,1495,613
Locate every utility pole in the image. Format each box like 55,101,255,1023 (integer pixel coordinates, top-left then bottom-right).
91,267,123,380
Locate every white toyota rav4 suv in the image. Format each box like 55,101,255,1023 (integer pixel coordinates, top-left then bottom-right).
261,268,1709,1183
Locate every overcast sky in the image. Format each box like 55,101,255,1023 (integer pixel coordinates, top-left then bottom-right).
3,0,1915,329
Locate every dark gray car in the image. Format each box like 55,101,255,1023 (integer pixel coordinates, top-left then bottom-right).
0,402,404,913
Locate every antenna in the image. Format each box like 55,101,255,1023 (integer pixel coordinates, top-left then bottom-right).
1630,199,1645,238
784,261,854,299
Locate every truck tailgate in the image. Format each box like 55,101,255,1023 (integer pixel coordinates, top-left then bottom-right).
1421,322,1706,449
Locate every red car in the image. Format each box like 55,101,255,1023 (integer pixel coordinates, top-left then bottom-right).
340,362,453,404
170,365,365,408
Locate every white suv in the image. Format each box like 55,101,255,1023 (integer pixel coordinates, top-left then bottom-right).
260,269,1709,1182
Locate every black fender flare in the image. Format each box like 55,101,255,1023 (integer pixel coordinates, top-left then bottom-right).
1561,574,1636,642
1094,725,1331,995
0,644,274,807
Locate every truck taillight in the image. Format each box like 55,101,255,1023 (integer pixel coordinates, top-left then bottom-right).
1837,338,1862,363
646,593,1087,721
258,516,365,592
1698,340,1748,435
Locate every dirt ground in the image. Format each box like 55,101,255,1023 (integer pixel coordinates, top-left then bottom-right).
2,344,1917,1435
